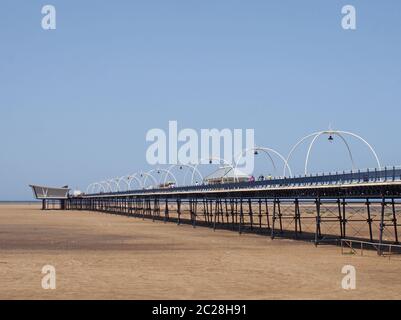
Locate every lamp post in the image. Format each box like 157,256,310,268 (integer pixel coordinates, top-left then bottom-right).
285,130,381,176
234,147,292,178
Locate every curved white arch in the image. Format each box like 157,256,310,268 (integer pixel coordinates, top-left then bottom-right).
108,178,120,192
96,182,106,193
158,168,179,186
304,132,356,175
127,173,144,190
96,181,104,192
285,132,320,176
166,164,204,186
140,171,159,189
97,182,106,193
257,149,277,173
304,133,324,175
146,168,178,187
335,133,356,169
88,181,109,193
100,180,113,193
100,180,108,192
89,182,100,194
286,130,381,176
181,164,204,185
191,157,236,183
337,130,381,169
234,147,293,178
116,176,131,192
86,183,96,194
87,182,96,194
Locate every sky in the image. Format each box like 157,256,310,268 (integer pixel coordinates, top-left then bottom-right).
1,0,401,200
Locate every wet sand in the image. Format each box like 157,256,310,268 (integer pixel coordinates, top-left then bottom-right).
0,204,400,300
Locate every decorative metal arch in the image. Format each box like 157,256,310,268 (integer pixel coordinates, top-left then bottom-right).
96,182,107,193
126,173,144,190
87,182,103,194
285,130,382,176
145,168,179,187
165,164,204,186
140,171,159,189
108,178,120,192
181,164,204,186
87,173,142,194
191,157,236,183
98,180,113,193
234,147,293,178
115,176,128,191
86,183,96,194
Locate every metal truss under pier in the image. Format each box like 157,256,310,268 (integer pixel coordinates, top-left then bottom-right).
65,168,401,256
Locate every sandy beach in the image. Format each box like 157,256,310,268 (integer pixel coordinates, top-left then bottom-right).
0,204,400,300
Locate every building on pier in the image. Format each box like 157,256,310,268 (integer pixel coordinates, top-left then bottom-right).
29,184,70,210
204,166,250,184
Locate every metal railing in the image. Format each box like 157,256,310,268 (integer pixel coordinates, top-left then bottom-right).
83,166,401,197
340,238,401,258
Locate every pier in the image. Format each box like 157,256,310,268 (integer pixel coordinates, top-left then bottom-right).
64,167,401,255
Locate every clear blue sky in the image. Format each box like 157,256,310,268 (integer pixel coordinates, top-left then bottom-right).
1,1,400,200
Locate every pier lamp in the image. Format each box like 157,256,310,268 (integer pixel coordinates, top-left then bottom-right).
285,129,381,176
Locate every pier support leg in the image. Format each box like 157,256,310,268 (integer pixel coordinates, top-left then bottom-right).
239,198,243,235
315,198,321,247
337,199,343,238
164,199,169,223
278,200,283,234
248,199,254,230
177,199,181,225
342,198,347,239
203,199,208,224
230,199,235,230
213,199,217,230
265,199,270,230
392,199,399,244
294,199,299,238
193,199,198,228
378,197,386,256
366,199,373,242
225,199,229,225
271,199,276,239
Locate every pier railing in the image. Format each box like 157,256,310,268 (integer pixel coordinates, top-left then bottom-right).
84,166,401,197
